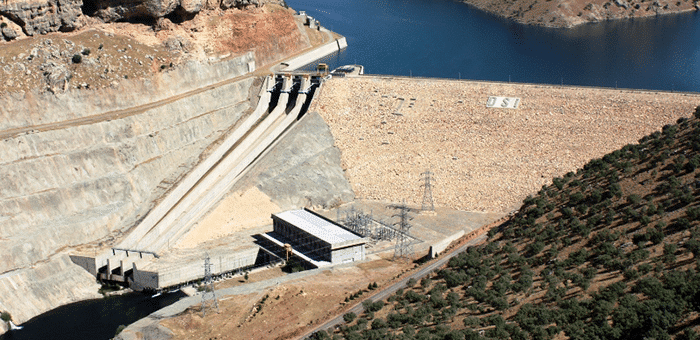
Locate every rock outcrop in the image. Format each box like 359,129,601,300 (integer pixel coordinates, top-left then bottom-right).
0,0,280,37
0,0,83,36
86,0,269,24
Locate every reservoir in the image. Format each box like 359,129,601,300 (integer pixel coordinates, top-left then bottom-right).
0,291,184,340
288,0,700,92
2,2,699,339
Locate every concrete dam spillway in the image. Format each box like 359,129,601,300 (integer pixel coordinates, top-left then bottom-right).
70,73,323,290
0,31,350,331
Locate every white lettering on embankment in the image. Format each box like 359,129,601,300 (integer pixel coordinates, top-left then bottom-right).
486,96,521,109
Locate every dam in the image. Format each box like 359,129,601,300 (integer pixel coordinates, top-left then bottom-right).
69,72,326,290
0,14,351,330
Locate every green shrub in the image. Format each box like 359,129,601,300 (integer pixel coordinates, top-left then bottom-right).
343,312,356,323
638,263,653,275
663,243,677,264
685,239,700,258
0,311,11,322
71,54,82,63
627,194,642,206
623,269,639,281
81,48,90,56
687,206,700,221
312,330,330,340
678,328,698,340
648,226,665,245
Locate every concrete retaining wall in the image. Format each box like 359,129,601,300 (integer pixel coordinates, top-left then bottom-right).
282,36,347,71
233,110,355,210
121,76,311,257
429,230,465,258
132,247,259,289
1,76,255,274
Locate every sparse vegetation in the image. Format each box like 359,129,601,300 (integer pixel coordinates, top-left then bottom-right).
329,111,700,339
1,311,11,322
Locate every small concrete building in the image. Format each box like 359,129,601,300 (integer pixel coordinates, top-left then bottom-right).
271,209,365,265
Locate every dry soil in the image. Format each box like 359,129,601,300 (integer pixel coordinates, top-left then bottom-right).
312,76,700,213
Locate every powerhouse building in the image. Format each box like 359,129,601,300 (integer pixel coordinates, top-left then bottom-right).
271,209,366,265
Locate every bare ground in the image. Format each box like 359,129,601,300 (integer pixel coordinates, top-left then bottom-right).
160,255,412,340
175,187,280,249
0,4,310,95
312,76,700,213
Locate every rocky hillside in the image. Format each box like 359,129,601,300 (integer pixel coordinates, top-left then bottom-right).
0,0,275,39
0,3,313,94
321,110,700,339
460,0,699,28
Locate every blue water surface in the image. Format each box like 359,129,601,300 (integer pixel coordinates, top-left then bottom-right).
287,0,700,92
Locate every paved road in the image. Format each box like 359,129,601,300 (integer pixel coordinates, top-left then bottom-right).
295,234,488,340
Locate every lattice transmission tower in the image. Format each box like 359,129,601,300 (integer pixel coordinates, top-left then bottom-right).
393,202,414,260
421,170,435,212
201,253,219,317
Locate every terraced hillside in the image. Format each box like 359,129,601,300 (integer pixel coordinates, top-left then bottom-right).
321,110,700,340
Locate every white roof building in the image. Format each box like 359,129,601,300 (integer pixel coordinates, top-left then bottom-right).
271,209,366,265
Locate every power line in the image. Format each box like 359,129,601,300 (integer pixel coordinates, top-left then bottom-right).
201,253,219,317
421,170,435,212
393,202,414,260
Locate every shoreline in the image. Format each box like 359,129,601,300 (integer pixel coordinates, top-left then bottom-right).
457,0,699,28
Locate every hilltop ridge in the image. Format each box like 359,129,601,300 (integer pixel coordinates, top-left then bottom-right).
459,0,699,28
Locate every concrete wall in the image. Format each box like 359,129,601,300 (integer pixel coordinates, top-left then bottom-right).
281,37,347,71
331,244,365,264
114,77,273,254
118,76,304,255
233,111,355,210
429,230,465,258
1,76,255,274
132,247,259,289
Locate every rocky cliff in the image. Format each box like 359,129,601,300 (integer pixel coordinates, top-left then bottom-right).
460,0,699,27
0,0,83,37
0,0,282,39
